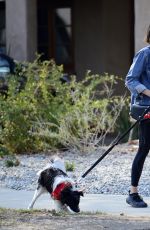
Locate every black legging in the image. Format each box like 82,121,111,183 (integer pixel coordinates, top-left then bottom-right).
131,119,150,187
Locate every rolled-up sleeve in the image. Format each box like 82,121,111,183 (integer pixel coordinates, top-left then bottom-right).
125,50,147,95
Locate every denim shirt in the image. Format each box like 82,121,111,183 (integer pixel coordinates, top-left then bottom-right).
125,45,150,106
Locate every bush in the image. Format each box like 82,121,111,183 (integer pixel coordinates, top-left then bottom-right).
36,72,126,153
0,145,11,157
65,161,75,172
0,58,64,153
5,156,20,167
0,57,126,154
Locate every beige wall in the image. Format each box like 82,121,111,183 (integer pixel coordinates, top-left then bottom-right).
74,0,133,82
6,0,37,61
134,0,150,53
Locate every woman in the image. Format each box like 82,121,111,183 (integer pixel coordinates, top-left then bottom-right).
125,25,150,208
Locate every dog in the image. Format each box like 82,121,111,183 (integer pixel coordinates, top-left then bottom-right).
28,157,83,212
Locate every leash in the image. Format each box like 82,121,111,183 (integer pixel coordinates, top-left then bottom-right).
78,105,150,183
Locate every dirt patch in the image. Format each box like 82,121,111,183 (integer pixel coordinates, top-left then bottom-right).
0,208,150,230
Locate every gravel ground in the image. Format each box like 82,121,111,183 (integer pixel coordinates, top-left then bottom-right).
1,141,150,196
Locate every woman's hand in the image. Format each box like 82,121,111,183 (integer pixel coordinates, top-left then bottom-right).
142,89,150,97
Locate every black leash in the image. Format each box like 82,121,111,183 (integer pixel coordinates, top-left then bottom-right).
81,105,150,179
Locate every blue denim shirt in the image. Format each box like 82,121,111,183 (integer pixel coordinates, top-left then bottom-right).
125,45,150,106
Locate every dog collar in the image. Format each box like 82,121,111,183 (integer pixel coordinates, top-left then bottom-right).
51,182,72,200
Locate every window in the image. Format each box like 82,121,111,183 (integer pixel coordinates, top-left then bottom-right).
54,8,72,65
37,0,74,73
0,1,6,53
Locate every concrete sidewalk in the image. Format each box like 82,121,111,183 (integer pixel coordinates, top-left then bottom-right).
0,188,150,217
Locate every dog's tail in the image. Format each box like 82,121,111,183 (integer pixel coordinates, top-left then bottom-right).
36,156,66,176
51,157,66,173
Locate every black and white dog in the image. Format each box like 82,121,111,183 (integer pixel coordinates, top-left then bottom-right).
28,157,83,212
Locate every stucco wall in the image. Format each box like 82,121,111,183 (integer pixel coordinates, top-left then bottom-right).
134,0,150,53
74,0,133,82
6,0,37,61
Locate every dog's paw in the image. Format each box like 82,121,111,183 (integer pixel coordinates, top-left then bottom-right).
61,205,71,213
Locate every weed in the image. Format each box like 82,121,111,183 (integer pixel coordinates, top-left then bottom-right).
5,157,20,167
65,161,75,172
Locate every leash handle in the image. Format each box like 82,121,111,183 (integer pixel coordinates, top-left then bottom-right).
81,105,150,179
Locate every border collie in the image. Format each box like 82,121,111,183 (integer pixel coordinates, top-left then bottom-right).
28,157,83,212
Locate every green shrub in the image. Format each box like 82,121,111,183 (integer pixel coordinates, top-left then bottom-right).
5,156,20,167
65,161,75,172
0,145,11,157
0,57,126,154
0,58,64,153
32,71,126,153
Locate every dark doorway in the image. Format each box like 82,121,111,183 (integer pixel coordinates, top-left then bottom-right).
37,0,74,73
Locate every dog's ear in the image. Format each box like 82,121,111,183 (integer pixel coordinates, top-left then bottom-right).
78,191,84,197
73,190,84,197
60,187,71,203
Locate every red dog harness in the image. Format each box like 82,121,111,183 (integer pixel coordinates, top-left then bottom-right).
144,113,150,119
51,182,72,200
